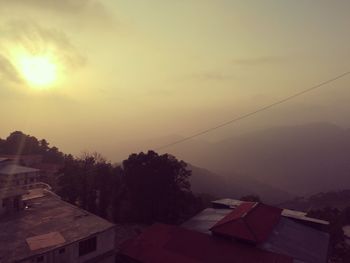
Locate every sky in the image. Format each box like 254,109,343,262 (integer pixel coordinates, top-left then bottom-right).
1,0,350,161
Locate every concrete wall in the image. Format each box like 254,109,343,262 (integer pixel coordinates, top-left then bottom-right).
0,195,23,216
19,227,116,263
0,171,40,189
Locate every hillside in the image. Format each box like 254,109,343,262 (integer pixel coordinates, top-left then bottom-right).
189,165,294,204
279,190,350,212
166,122,350,196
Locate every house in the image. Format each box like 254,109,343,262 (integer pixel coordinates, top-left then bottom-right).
119,199,330,263
0,161,116,263
212,198,329,231
0,154,43,167
117,223,293,263
0,158,41,216
183,199,330,263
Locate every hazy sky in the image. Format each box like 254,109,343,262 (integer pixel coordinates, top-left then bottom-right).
1,0,350,161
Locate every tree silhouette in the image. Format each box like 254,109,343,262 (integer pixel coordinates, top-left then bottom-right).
0,131,64,163
240,194,261,202
58,153,122,218
122,150,193,224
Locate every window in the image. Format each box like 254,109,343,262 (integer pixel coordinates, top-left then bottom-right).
36,255,44,262
59,248,65,254
79,236,97,256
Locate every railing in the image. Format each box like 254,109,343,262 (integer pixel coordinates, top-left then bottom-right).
22,182,52,191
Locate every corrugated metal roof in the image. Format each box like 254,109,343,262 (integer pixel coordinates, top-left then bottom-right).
282,209,329,225
210,203,282,243
182,208,232,234
120,223,294,263
212,198,329,226
260,217,330,263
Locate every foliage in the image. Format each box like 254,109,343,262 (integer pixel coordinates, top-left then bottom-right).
0,131,64,163
58,150,200,224
240,194,261,202
58,153,122,218
122,150,195,224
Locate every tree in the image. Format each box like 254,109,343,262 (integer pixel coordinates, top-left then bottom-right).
122,150,193,224
240,194,261,202
58,155,81,204
58,153,122,220
0,131,64,164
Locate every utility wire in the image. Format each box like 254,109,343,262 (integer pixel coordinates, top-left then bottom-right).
155,71,350,150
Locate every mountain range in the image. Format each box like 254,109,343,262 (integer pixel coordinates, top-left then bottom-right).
161,122,350,199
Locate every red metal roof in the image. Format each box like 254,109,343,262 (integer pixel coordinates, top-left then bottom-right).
210,202,282,243
120,223,293,263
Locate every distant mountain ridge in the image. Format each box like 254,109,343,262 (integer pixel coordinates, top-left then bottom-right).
189,165,294,204
279,190,350,211
164,122,350,196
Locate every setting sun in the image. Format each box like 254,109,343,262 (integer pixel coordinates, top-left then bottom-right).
18,55,57,88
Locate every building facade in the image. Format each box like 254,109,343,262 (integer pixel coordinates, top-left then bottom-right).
0,159,116,263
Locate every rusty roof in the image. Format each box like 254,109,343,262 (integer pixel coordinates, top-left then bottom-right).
120,223,294,263
210,202,282,243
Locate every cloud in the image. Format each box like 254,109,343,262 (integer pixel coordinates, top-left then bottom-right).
232,56,285,66
0,20,86,96
0,55,21,84
0,0,116,29
1,20,86,68
0,0,104,14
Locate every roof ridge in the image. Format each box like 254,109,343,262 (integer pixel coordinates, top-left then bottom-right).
242,202,259,218
210,202,259,230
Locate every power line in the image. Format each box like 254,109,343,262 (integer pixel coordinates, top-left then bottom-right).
155,70,350,150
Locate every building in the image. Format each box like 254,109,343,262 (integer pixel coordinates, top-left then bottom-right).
119,199,330,263
0,161,116,263
212,198,329,231
0,158,41,216
183,199,330,263
118,223,293,263
0,155,43,167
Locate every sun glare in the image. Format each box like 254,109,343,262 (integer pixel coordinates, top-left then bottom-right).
18,55,57,88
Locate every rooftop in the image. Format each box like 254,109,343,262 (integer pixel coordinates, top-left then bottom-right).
0,193,114,263
183,200,330,263
0,164,40,175
210,202,282,243
182,208,232,234
261,217,329,263
120,223,293,263
211,198,329,226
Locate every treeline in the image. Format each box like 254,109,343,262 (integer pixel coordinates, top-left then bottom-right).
0,131,204,224
0,131,65,163
58,151,203,224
